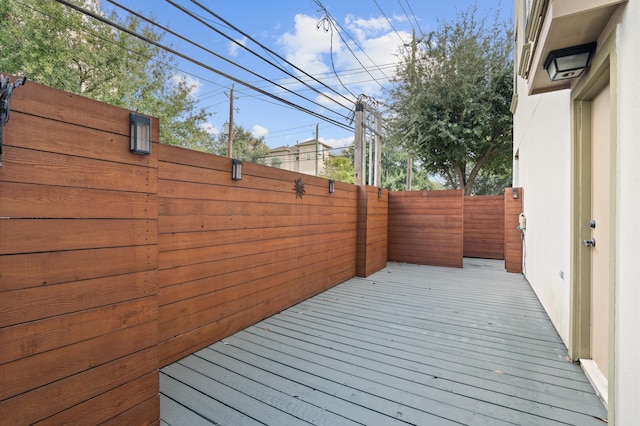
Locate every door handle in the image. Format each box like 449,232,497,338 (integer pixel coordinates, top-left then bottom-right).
582,238,596,247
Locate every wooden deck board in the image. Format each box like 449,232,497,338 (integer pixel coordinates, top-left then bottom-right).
161,260,608,425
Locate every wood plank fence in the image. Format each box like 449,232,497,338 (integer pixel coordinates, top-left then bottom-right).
388,190,464,268
0,81,160,425
356,185,388,277
157,146,360,366
0,79,523,423
505,187,524,273
464,195,505,259
0,79,387,424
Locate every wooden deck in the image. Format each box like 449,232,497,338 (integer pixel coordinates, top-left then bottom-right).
160,260,608,425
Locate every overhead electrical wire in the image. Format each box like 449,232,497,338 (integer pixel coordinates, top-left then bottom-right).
165,0,353,111
404,0,425,36
106,0,352,123
54,0,355,132
372,0,407,45
10,0,229,103
185,0,356,108
396,0,417,35
313,0,390,92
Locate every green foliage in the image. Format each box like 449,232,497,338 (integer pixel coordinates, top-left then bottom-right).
212,125,270,164
387,6,513,195
321,155,354,184
380,137,441,191
0,0,214,150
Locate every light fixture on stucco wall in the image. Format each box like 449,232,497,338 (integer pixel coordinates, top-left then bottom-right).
544,42,597,81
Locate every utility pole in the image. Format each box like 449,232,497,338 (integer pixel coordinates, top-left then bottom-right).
368,119,373,186
406,157,413,190
315,123,319,176
374,110,382,187
227,84,234,158
353,102,364,185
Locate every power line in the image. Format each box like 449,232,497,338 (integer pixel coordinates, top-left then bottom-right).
11,0,227,103
404,0,425,36
372,0,407,44
313,0,390,92
396,0,416,34
54,0,354,132
107,0,352,123
186,0,356,108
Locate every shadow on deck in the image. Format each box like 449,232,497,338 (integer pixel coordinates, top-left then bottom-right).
160,260,607,425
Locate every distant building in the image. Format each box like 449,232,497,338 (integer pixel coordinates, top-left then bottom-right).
268,139,333,176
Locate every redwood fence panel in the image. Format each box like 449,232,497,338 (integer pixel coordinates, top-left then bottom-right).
356,185,388,277
157,144,359,366
0,81,160,425
0,78,515,424
464,195,505,259
388,190,464,268
505,187,524,273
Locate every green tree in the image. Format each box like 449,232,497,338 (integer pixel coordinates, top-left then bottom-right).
387,6,513,195
0,0,214,150
321,155,354,183
380,137,441,191
212,125,270,164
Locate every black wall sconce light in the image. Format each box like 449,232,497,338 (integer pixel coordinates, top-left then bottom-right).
130,113,151,154
232,159,243,180
512,187,519,199
544,42,596,81
329,179,335,193
378,187,383,198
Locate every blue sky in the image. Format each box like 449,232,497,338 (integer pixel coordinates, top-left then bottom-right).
106,1,513,150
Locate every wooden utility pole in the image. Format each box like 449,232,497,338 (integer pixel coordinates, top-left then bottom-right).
315,123,319,176
227,84,234,158
406,157,413,190
353,102,364,185
374,110,382,186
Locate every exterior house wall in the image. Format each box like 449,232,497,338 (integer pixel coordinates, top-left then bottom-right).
268,140,331,176
514,0,640,422
614,0,640,422
267,147,295,171
513,83,572,343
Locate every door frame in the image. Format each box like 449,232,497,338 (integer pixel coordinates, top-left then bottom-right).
570,30,617,411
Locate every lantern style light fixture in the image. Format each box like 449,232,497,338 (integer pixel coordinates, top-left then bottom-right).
378,187,383,198
329,179,335,193
232,158,243,180
544,42,596,81
130,113,151,154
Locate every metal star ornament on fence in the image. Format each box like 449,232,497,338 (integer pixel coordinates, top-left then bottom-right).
293,177,305,199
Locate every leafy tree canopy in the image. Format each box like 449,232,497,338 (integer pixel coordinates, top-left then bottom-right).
0,0,214,150
212,125,270,164
321,155,354,184
380,137,442,191
386,6,513,195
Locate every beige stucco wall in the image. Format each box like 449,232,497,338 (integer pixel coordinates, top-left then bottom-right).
514,0,639,421
513,81,572,345
614,1,640,422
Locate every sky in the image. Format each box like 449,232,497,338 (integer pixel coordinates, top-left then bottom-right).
105,0,513,152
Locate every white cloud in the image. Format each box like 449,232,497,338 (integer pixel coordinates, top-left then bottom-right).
344,15,390,41
278,14,335,75
277,13,408,101
320,136,353,150
228,36,248,57
252,124,269,138
200,122,218,135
